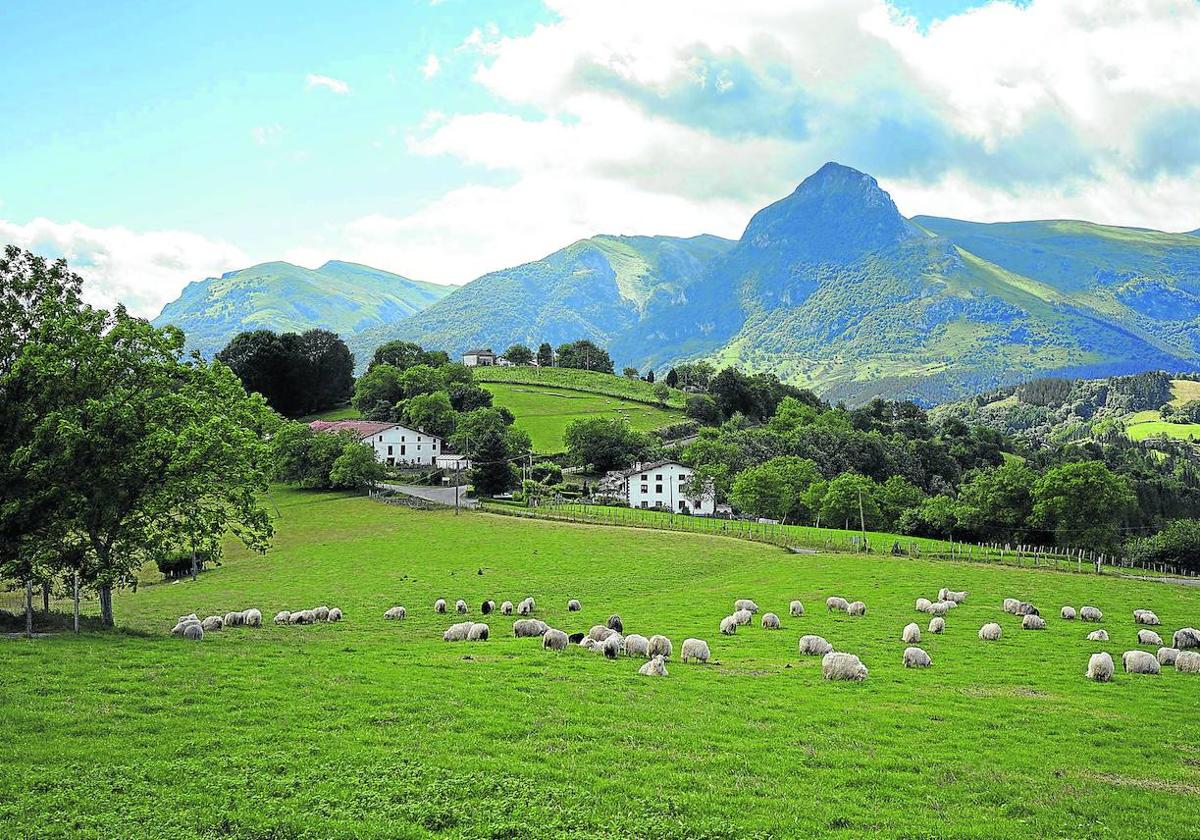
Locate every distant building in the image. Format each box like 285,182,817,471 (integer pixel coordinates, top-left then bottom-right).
434,453,471,471
309,420,442,466
462,348,497,367
624,460,715,515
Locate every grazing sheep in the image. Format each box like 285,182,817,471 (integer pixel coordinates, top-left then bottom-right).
638,655,668,677
648,634,673,659
1138,629,1163,646
327,608,342,622
606,614,623,632
568,632,585,644
1172,628,1200,650
847,601,867,617
761,612,781,630
171,620,201,636
434,599,447,614
1002,598,1020,615
915,598,933,613
1176,651,1200,673
481,600,494,615
224,611,244,627
243,608,262,627
798,635,833,656
182,623,204,641
455,599,468,615
1087,652,1115,683
790,600,805,617
827,597,850,612
822,652,868,681
928,617,945,634
467,622,489,641
179,613,199,624
1015,603,1039,617
1061,606,1077,620
543,628,568,651
732,608,753,626
568,599,581,612
579,637,599,651
902,623,921,644
979,623,1003,641
1157,647,1180,666
384,606,406,620
1122,650,1160,674
501,601,514,615
680,638,710,664
939,589,968,604
624,633,650,658
287,611,303,625
518,597,536,616
602,634,623,659
1087,629,1109,642
201,616,224,632
734,599,760,614
273,611,291,625
1133,609,1160,626
1022,614,1047,630
719,615,738,635
313,606,330,622
513,619,549,638
290,610,315,625
588,624,615,642
926,601,952,618
443,622,473,642
1080,606,1103,622
903,647,931,668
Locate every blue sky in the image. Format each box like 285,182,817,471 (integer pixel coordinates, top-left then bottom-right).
1,0,1197,316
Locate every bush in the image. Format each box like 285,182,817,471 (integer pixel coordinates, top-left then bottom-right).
1128,520,1200,574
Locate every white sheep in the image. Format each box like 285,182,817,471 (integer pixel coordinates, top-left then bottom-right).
1002,598,1020,614
1172,628,1200,650
1157,647,1180,667
443,621,473,642
822,651,868,681
606,613,623,632
588,624,615,642
761,612,781,630
328,608,342,622
467,622,489,641
798,635,833,656
624,633,650,658
915,598,933,613
648,634,673,659
732,608,752,626
719,615,738,635
928,617,945,634
1015,602,1038,616
434,599,447,614
1137,629,1163,646
289,610,315,625
224,611,244,627
1087,629,1109,642
481,600,495,615
273,611,291,625
568,599,581,612
501,601,514,615
513,619,549,638
579,637,599,651
313,606,329,622
1080,606,1102,622
201,616,224,632
939,588,968,604
1122,650,1160,674
790,600,805,617
518,597,536,616
847,601,867,617
602,634,623,659
902,623,921,644
1133,609,1160,626
243,608,262,627
1087,652,1114,683
927,601,952,618
734,599,759,614
455,599,468,615
681,638,711,664
826,597,850,612
179,613,199,624
903,647,931,668
638,655,669,676
979,623,1002,641
543,628,568,651
1061,606,1077,620
1176,651,1200,673
1022,614,1047,630
384,606,406,620
182,623,204,641
171,619,201,636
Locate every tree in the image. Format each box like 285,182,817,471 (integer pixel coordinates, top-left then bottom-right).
404,391,458,439
684,394,722,425
900,495,965,539
555,340,614,373
447,382,493,412
876,475,926,532
329,443,386,491
562,418,655,473
623,367,640,379
503,343,533,366
297,329,355,412
955,460,1037,542
1129,520,1200,574
653,382,670,404
216,330,307,417
449,408,531,464
470,428,520,496
536,342,554,367
1032,461,1136,553
397,363,444,399
731,463,791,521
352,364,405,418
645,369,655,383
818,472,882,531
665,368,679,388
370,340,444,372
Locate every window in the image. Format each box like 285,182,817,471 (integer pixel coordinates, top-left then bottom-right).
640,474,647,480
656,484,663,494
655,474,662,481
401,445,406,456
640,501,648,509
378,435,383,442
387,445,393,456
640,484,648,494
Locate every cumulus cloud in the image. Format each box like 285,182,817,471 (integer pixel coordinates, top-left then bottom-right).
305,73,351,95
0,218,249,318
421,54,441,79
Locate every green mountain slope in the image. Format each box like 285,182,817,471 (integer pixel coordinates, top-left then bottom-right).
154,260,453,358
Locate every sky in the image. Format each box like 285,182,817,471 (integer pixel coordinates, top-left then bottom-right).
2,0,1199,317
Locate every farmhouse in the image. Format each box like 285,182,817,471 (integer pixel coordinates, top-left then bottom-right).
309,420,442,466
625,460,715,515
462,348,497,367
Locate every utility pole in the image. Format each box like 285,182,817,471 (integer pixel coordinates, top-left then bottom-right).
454,462,460,516
73,571,80,634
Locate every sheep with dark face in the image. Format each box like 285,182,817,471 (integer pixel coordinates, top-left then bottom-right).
902,623,921,643
518,597,536,616
903,647,931,668
648,634,673,659
638,655,668,676
1080,606,1102,622
1133,609,1160,626
455,600,468,615
1157,647,1180,667
624,634,650,658
567,599,581,612
826,597,850,613
606,614,623,632
1087,629,1109,641
467,622,489,641
501,601,514,615
1173,628,1200,650
1176,651,1200,673
434,599,447,614
798,635,833,656
719,616,737,635
822,652,868,681
182,623,204,641
1138,629,1163,646
847,601,867,617
201,616,224,632
602,634,623,659
1061,606,1077,620
732,609,752,626
327,608,342,622
384,606,406,620
273,611,291,625
513,619,549,638
790,600,805,617
1122,650,1160,674
481,600,494,615
734,599,759,614
761,613,781,630
1087,652,1114,682
680,638,710,664
1022,614,1047,630
928,617,945,634
979,623,1002,641
543,628,568,651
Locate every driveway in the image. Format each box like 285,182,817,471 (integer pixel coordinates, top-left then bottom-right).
379,483,478,509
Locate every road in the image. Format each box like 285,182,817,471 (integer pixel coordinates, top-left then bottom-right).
379,483,479,509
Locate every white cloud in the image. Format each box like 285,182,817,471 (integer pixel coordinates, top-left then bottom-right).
0,218,249,318
420,54,441,80
250,124,282,146
305,73,351,95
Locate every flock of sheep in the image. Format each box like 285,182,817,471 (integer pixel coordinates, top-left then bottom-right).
168,605,343,640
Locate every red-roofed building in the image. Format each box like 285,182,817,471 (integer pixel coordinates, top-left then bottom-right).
308,420,443,466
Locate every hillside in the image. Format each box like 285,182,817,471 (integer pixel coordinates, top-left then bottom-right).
154,260,454,358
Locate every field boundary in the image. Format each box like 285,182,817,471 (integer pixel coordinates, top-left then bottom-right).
474,366,686,408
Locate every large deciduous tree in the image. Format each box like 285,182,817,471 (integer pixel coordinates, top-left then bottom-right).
1031,461,1135,553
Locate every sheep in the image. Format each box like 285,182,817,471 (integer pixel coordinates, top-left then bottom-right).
939,588,968,604
1157,647,1180,667
182,623,204,641
624,633,650,658
542,628,568,651
1176,651,1200,673
313,606,330,622
903,647,931,668
1022,614,1047,631
1122,650,1160,675
199,615,224,632
1137,629,1163,646
1133,609,1160,626
680,638,710,664
822,651,868,681
927,616,945,634
1015,602,1039,617
384,606,406,620
638,655,669,676
518,597,535,616
732,608,752,626
513,619,549,638
915,598,933,613
1002,598,1020,614
327,608,342,622
579,637,599,651
273,611,291,625
481,600,494,615
568,632,585,645
243,608,262,627
224,611,244,627
1087,652,1115,683
902,623,921,644
761,612,781,630
790,600,805,617
602,634,623,659
719,615,738,635
443,622,473,642
179,613,199,624
926,601,952,618
798,635,833,656
500,601,514,615
455,599,468,615
434,599,447,614
1172,628,1200,650
826,597,850,612
568,599,581,612
1061,606,1077,620
467,622,489,641
734,599,760,614
1087,629,1109,642
847,601,867,617
171,619,201,636
606,613,623,632
648,634,673,659
588,624,615,642
289,610,315,625
1080,606,1103,622
979,623,1002,641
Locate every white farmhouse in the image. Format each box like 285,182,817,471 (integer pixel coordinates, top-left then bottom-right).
624,460,715,515
462,348,497,367
309,420,443,466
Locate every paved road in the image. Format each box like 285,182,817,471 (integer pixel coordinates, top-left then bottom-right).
380,483,478,509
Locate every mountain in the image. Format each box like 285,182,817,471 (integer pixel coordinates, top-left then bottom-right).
154,260,453,358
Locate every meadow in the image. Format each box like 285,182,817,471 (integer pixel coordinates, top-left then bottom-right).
2,488,1200,838
473,365,687,408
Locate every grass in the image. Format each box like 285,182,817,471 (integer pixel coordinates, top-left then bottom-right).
3,488,1200,838
473,365,687,409
297,404,359,422
1169,379,1200,407
1125,410,1200,442
482,383,685,454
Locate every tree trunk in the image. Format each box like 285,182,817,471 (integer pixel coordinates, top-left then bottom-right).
41,582,50,613
190,548,198,582
99,584,113,627
24,579,33,636
73,572,80,634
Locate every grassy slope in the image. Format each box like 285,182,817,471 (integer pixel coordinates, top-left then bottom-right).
1125,380,1200,441
482,383,684,454
2,489,1199,839
474,366,687,408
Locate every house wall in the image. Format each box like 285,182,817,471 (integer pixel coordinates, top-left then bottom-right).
364,425,442,466
626,463,714,515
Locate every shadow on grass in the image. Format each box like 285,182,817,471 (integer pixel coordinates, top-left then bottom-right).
0,610,157,639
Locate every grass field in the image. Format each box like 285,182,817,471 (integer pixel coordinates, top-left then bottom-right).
298,404,359,422
482,382,685,453
473,365,687,408
1125,410,1200,442
3,489,1200,838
